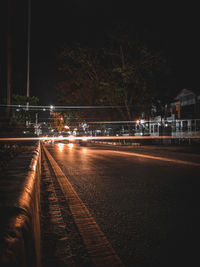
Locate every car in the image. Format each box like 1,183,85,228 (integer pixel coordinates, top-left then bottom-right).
78,136,89,146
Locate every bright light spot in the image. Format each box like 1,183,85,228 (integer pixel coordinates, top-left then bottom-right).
136,120,140,124
50,105,54,110
58,143,64,151
140,120,145,124
32,160,37,171
64,125,69,129
82,148,87,153
81,137,88,141
69,135,75,141
43,108,46,111
68,143,74,149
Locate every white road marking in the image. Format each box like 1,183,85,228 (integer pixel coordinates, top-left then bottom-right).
43,145,124,266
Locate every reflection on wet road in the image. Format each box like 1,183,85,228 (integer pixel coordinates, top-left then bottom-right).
46,143,200,266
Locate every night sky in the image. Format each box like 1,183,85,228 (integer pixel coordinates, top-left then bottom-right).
1,0,200,105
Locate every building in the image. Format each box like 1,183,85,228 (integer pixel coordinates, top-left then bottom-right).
139,89,200,137
169,88,200,120
165,89,200,136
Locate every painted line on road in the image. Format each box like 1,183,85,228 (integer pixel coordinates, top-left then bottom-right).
42,144,124,267
105,150,200,167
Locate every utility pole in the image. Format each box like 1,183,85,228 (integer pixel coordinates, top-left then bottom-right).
27,0,31,101
26,0,31,126
7,0,12,117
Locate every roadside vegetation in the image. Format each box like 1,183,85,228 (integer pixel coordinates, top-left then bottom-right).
0,143,36,171
0,144,22,171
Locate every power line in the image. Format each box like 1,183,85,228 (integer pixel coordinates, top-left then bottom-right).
0,104,129,109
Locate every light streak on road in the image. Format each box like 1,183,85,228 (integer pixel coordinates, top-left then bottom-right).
105,150,200,167
68,135,75,141
81,137,88,141
58,143,64,152
1,135,200,142
82,148,88,153
68,143,74,149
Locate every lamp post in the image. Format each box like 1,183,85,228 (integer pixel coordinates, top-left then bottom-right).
26,0,31,104
7,0,11,118
26,0,31,128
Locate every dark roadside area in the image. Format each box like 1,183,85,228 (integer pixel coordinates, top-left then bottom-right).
0,141,41,267
0,141,92,266
0,141,38,171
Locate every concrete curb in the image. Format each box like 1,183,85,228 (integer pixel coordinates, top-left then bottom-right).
0,141,41,267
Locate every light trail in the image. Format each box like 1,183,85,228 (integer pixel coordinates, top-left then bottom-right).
105,150,200,167
0,135,200,142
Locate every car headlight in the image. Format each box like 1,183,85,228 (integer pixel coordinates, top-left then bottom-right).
69,135,75,141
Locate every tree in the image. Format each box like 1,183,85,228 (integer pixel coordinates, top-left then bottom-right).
99,44,167,120
50,111,65,133
56,26,172,122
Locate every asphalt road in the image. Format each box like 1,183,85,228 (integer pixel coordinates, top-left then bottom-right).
45,143,200,267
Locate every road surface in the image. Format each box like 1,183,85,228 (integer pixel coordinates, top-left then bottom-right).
42,143,200,266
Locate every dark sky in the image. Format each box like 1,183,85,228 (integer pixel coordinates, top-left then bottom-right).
1,0,200,105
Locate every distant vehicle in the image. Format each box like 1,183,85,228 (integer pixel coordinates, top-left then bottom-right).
53,133,75,144
76,131,89,146
79,136,89,146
